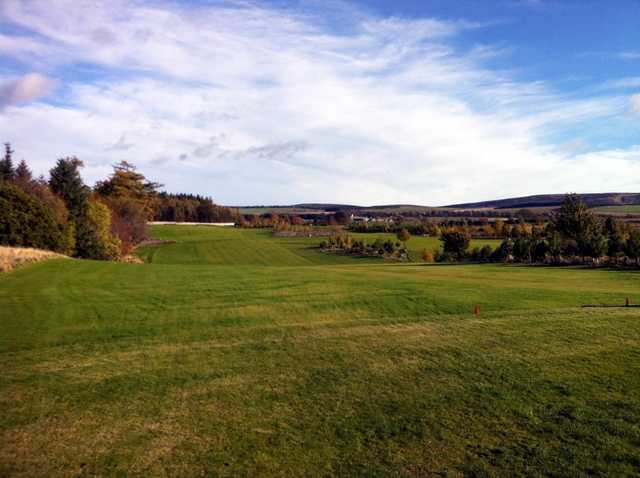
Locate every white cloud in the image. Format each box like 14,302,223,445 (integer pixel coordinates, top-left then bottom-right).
0,73,56,109
632,94,640,114
0,0,636,205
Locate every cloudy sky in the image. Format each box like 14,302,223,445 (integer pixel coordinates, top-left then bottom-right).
1,0,639,206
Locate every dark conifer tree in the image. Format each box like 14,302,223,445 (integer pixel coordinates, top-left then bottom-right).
0,143,15,181
49,157,89,218
15,160,32,183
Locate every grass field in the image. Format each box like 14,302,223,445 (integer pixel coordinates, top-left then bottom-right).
1,226,640,477
137,226,500,265
594,205,640,214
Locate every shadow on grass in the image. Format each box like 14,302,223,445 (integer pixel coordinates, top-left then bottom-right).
582,304,640,308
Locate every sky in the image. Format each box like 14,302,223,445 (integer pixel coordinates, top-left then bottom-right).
0,0,639,206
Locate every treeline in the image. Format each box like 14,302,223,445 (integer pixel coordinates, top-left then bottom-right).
237,213,307,228
349,217,540,239
154,193,237,223
0,144,234,260
436,194,640,266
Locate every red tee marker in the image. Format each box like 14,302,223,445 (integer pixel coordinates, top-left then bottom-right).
474,304,480,317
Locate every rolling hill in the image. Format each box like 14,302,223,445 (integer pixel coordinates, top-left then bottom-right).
236,193,640,215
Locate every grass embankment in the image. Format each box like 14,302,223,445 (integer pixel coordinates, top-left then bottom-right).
0,246,66,273
1,225,639,477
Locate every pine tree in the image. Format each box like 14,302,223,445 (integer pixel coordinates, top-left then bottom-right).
0,143,15,181
15,160,32,183
49,157,89,218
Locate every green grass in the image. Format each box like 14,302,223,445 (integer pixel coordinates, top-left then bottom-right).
1,226,640,477
137,225,500,265
594,205,640,214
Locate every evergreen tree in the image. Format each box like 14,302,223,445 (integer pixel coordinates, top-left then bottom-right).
14,160,32,183
0,143,15,181
49,157,89,218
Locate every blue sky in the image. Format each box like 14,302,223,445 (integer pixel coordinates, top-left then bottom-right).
0,0,638,205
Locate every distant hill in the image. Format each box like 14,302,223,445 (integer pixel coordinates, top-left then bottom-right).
236,193,640,215
444,193,640,210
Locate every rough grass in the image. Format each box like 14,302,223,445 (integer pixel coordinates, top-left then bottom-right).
0,246,66,273
1,226,640,477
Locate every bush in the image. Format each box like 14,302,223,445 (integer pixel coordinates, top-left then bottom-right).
397,228,411,242
421,249,435,262
480,245,494,261
0,182,70,253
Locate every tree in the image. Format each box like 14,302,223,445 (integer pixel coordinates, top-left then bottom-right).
0,143,15,181
95,161,162,253
552,194,594,238
605,217,626,257
75,200,121,260
625,229,640,265
440,230,470,260
14,160,32,183
49,157,89,218
94,161,160,218
547,231,562,263
551,193,604,258
397,228,411,242
332,211,350,226
579,230,608,260
494,219,506,237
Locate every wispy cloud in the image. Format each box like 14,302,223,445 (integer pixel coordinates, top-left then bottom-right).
618,51,640,60
0,0,637,205
0,73,56,109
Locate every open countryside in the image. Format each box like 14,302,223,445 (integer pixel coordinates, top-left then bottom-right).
2,225,640,476
3,1,640,477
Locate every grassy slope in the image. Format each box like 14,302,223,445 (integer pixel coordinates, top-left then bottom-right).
1,226,640,477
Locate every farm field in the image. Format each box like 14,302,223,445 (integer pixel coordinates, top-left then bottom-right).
1,226,640,477
594,205,640,214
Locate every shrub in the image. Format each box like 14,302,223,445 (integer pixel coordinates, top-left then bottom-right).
480,245,494,261
421,249,435,262
0,182,69,252
397,228,411,242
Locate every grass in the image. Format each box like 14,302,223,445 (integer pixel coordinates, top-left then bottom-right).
1,226,640,477
0,246,67,273
594,205,640,214
137,225,501,265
